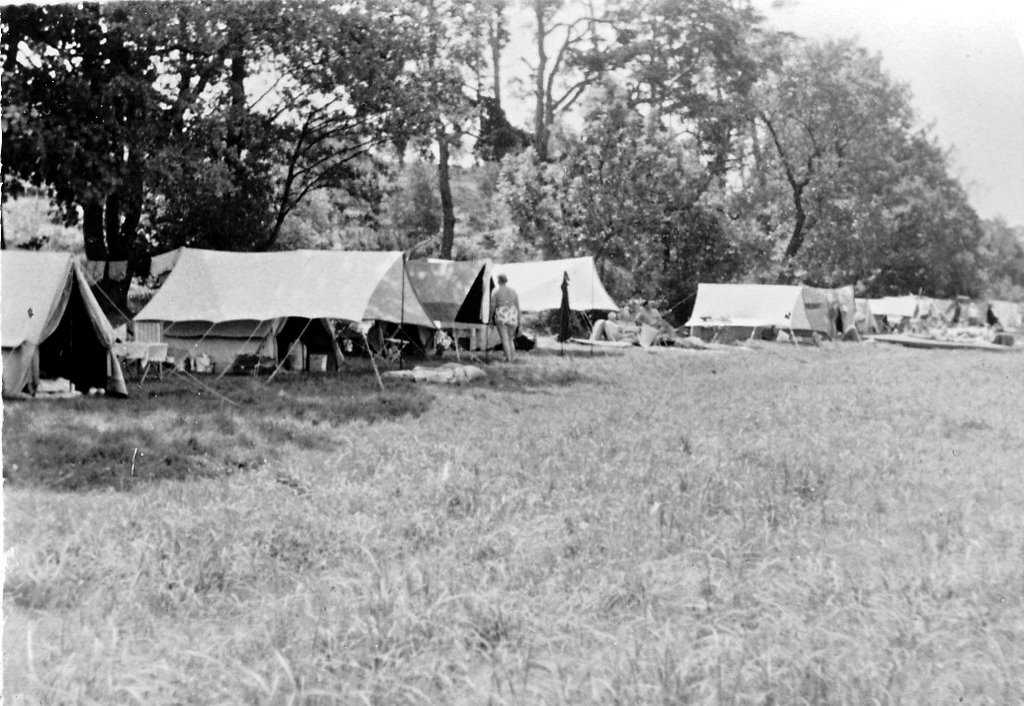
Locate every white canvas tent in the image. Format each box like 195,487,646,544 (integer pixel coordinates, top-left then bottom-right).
685,283,833,339
2,251,128,397
867,296,920,320
134,248,436,371
494,256,617,312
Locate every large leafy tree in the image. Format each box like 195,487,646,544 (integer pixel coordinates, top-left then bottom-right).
501,88,744,306
2,3,165,267
2,0,423,294
580,0,768,273
751,39,913,265
746,38,984,294
979,218,1024,300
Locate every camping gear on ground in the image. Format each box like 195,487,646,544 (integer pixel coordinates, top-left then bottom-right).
382,362,486,384
2,250,128,398
872,333,1017,352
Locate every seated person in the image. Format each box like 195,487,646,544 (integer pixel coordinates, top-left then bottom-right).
590,309,640,343
635,300,677,345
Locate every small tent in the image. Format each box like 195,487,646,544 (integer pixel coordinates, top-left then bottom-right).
989,300,1023,329
865,296,921,331
2,251,128,397
926,298,958,324
685,283,833,340
805,285,857,338
493,256,617,312
134,248,437,372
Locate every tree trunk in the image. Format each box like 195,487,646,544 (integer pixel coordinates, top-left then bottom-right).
82,199,106,260
437,127,456,259
226,32,247,152
784,183,807,260
489,6,504,111
533,2,549,162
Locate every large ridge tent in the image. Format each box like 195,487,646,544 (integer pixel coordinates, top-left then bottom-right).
685,283,833,340
2,251,128,397
494,257,617,313
134,248,437,372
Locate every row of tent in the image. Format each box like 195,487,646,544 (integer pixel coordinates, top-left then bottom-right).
685,284,1023,340
862,295,1022,331
2,249,617,397
5,248,1020,398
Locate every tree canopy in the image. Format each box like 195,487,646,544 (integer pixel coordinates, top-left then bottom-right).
2,0,1014,310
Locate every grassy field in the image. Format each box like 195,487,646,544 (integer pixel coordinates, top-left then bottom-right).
4,342,1023,705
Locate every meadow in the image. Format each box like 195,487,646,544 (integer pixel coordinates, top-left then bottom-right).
3,342,1023,705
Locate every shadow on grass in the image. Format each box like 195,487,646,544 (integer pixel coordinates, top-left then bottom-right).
2,367,433,491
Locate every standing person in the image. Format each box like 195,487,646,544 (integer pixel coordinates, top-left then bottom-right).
490,273,521,362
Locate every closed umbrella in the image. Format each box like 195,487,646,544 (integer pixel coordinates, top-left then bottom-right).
558,271,571,348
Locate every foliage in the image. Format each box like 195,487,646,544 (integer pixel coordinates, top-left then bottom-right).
1,2,1014,307
979,218,1024,300
738,38,987,296
501,88,744,304
600,0,766,168
2,0,425,264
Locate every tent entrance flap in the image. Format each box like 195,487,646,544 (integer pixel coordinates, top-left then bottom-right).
275,318,342,371
2,251,127,398
38,282,111,393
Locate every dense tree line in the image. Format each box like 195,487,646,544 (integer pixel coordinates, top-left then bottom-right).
3,0,1020,313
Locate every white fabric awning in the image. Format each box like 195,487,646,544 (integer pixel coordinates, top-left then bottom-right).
135,248,436,328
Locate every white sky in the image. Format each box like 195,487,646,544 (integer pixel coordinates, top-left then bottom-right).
501,0,1024,227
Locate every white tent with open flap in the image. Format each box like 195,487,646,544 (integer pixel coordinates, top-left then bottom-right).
2,250,128,397
134,248,437,372
988,300,1022,329
407,258,493,351
406,258,492,325
493,256,618,313
685,283,833,341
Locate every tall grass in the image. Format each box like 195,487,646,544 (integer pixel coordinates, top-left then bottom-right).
4,344,1023,704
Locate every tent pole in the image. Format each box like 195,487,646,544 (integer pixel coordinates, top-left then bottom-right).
400,251,407,370
364,332,386,391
